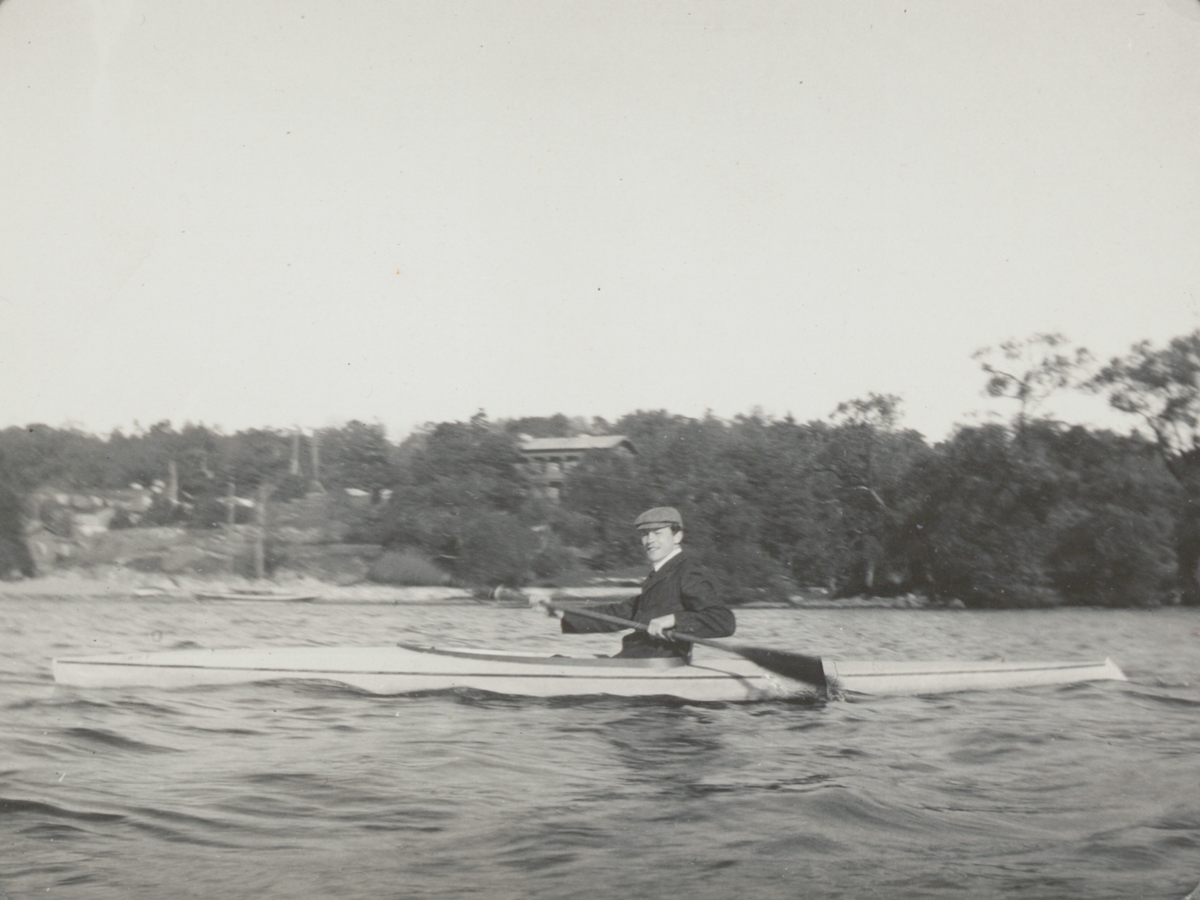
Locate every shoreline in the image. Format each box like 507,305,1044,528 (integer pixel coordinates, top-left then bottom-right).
0,570,948,609
0,571,479,604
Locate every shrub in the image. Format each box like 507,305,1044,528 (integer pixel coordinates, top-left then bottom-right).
272,474,310,502
108,508,138,529
531,534,580,582
230,542,286,579
368,549,451,586
0,481,35,578
141,497,191,527
456,512,540,586
545,506,600,549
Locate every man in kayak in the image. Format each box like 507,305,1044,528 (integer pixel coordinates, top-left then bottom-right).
534,506,735,658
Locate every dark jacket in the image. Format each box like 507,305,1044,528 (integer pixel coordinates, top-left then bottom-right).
560,552,735,658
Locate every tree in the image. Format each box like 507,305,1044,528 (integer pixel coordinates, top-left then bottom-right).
814,395,932,595
317,421,396,500
830,393,904,432
0,425,113,490
973,333,1091,437
500,414,591,439
1039,426,1175,606
722,413,833,590
559,447,646,569
375,415,540,584
1092,331,1200,602
901,424,1063,606
0,479,36,578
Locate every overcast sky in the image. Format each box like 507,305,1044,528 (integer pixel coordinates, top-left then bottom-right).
2,0,1198,442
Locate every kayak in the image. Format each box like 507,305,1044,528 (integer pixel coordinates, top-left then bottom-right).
193,590,320,602
51,644,1127,701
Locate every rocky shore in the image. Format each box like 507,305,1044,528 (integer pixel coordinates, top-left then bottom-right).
7,520,958,609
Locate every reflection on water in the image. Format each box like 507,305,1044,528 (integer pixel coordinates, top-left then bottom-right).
1,597,1198,900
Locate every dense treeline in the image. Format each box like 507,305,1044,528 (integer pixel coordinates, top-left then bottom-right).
3,331,1200,607
559,409,1177,606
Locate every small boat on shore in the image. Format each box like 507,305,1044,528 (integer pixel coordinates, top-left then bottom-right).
192,589,320,603
51,644,1127,701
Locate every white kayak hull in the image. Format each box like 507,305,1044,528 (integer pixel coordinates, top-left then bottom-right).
51,645,1127,701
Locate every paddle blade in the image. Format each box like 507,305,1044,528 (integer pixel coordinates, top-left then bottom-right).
733,646,827,691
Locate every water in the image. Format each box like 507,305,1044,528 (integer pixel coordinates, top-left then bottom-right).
2,596,1198,899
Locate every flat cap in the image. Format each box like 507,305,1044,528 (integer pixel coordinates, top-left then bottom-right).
633,506,683,530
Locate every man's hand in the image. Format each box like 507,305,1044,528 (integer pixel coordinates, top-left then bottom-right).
646,613,676,639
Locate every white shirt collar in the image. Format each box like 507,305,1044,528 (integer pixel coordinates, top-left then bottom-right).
652,547,682,572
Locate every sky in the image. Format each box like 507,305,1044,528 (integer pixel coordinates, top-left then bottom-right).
2,0,1199,443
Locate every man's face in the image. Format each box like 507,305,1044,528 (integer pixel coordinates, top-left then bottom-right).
639,525,682,564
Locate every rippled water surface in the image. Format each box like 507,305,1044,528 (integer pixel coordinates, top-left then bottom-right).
2,596,1199,899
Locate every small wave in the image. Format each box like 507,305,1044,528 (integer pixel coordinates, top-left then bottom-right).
685,773,834,796
19,695,184,720
243,771,326,787
121,804,254,849
177,724,266,737
1121,686,1200,708
17,822,91,840
1151,807,1200,832
60,726,178,754
0,796,124,824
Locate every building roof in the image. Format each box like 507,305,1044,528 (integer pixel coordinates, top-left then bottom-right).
518,435,634,454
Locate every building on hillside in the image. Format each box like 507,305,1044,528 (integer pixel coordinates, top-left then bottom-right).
518,435,635,501
31,486,157,537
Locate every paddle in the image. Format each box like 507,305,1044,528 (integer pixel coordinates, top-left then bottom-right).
544,601,828,691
